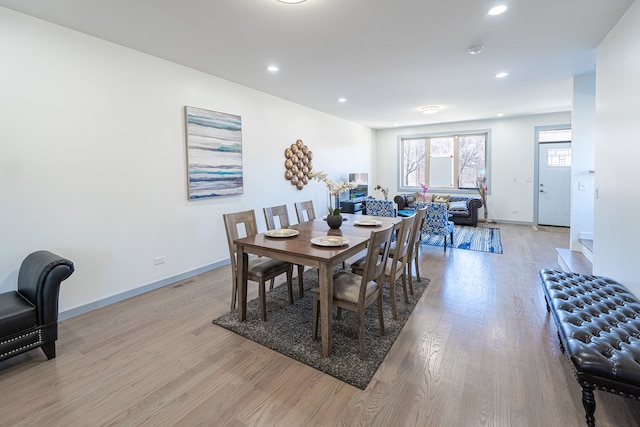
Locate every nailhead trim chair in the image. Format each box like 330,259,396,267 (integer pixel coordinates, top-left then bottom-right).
0,250,74,362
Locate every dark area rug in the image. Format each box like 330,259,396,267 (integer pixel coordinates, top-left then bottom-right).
212,268,429,390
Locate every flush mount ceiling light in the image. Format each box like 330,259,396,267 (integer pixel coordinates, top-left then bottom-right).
338,97,347,103
488,5,508,16
495,72,509,78
267,65,279,72
467,45,485,55
277,0,306,3
421,105,441,114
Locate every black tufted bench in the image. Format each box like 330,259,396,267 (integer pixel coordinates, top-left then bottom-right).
539,269,640,426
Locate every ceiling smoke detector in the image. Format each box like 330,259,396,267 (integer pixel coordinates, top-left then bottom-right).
467,45,485,55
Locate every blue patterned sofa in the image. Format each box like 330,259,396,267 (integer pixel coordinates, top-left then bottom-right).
394,193,483,226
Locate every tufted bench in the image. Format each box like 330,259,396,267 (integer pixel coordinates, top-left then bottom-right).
539,269,640,426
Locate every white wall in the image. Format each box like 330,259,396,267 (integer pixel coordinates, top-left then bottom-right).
594,1,640,294
375,112,571,223
570,73,596,250
0,8,374,315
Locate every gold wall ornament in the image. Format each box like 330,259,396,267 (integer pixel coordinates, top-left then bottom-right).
284,139,313,189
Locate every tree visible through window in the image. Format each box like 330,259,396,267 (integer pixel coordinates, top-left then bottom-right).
399,132,488,191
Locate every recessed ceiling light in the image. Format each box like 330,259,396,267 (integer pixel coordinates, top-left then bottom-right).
338,97,347,103
420,105,441,114
495,72,509,78
277,0,306,3
267,65,279,72
467,45,485,55
488,5,508,16
497,113,505,117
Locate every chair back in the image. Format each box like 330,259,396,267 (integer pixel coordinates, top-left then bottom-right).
394,214,417,263
408,205,427,256
419,202,451,235
295,200,316,223
365,199,396,217
263,205,291,230
222,210,259,272
357,226,394,303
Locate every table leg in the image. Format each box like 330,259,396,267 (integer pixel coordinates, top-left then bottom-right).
318,263,333,357
237,245,248,322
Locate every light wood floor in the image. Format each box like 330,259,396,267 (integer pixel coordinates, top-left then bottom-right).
1,223,639,426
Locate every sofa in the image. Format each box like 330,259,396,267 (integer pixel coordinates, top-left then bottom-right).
394,193,483,227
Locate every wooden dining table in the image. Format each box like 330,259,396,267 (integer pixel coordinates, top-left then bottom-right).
234,213,401,357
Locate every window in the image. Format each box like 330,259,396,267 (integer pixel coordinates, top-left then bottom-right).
399,132,488,191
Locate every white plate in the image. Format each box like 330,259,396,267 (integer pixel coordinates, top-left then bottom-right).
310,236,350,247
264,229,299,238
353,219,383,226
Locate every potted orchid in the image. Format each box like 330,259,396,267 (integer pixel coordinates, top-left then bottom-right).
309,171,357,228
419,183,429,201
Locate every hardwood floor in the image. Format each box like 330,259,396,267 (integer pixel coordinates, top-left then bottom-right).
1,223,639,426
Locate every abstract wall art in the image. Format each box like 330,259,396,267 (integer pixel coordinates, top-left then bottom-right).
185,106,243,199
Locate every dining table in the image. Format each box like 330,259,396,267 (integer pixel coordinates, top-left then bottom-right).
233,212,401,357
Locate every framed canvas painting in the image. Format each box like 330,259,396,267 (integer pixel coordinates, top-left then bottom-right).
185,106,244,199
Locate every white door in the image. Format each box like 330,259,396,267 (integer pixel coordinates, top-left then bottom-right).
538,142,571,226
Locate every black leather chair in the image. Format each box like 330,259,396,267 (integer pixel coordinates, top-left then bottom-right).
0,250,74,362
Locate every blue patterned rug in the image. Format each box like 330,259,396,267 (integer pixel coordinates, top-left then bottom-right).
422,226,503,254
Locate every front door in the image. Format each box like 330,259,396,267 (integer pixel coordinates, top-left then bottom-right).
538,142,571,227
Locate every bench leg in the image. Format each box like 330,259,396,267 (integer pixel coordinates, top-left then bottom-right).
581,385,596,427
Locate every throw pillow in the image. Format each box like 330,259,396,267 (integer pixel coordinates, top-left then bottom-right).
405,193,416,208
416,192,434,202
433,194,450,208
448,200,467,211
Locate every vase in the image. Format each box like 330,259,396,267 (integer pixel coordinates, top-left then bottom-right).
326,214,343,229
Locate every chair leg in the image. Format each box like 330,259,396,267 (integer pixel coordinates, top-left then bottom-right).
269,278,275,290
377,291,385,337
230,269,237,310
414,248,421,282
259,280,267,321
311,293,319,340
287,266,294,305
41,342,56,359
388,272,398,320
297,265,304,298
358,308,366,360
400,273,409,303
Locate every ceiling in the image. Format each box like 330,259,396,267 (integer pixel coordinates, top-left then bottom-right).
1,0,634,129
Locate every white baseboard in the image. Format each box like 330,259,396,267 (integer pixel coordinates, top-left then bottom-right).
579,231,593,240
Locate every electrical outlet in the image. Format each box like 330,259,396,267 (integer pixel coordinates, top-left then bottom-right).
154,256,166,265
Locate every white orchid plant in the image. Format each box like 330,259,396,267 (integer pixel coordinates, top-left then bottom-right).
309,171,357,215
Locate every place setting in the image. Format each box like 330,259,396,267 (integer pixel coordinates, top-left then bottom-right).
353,219,382,227
264,228,299,238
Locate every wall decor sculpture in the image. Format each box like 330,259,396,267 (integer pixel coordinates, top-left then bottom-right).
185,106,243,199
284,139,313,190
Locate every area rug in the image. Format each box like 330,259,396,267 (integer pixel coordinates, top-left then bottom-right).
422,226,503,253
212,268,430,390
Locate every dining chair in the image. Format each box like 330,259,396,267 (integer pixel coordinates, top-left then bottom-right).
294,200,316,223
350,214,416,320
223,210,294,321
417,201,454,250
263,204,305,297
311,225,394,360
406,205,428,293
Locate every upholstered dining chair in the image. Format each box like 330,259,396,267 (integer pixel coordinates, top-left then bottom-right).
351,214,416,319
263,204,305,297
294,200,316,223
311,225,394,360
223,210,294,321
418,201,454,250
406,205,428,293
364,199,396,217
